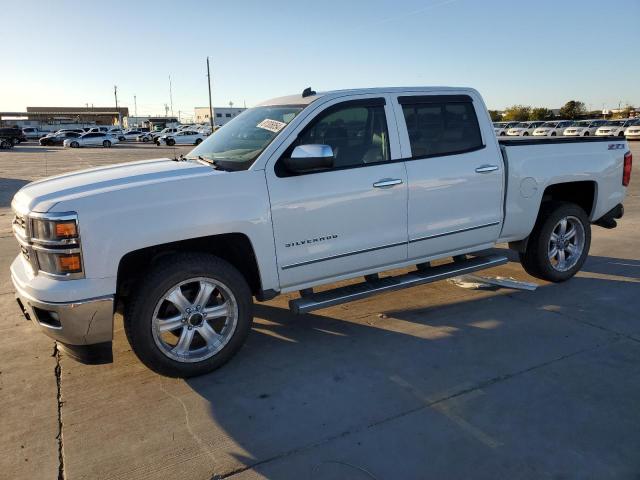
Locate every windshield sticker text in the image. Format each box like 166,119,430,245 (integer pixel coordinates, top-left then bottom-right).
257,119,287,133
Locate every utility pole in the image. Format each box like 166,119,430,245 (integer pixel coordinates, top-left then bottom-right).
134,95,137,117
206,57,214,130
169,75,174,117
114,85,121,127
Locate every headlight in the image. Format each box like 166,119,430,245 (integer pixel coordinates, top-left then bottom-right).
25,212,84,278
31,217,78,241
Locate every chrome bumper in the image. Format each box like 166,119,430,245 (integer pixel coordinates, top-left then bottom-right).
12,276,114,346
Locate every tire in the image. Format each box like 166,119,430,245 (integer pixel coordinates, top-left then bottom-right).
519,201,591,282
142,137,149,142
523,132,529,136
124,253,253,377
195,138,203,145
119,136,126,141
70,141,79,148
500,132,506,136
618,132,624,137
551,132,556,136
103,140,112,148
584,132,589,136
166,138,176,146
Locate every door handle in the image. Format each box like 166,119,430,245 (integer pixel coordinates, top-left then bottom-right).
475,165,499,173
373,178,403,188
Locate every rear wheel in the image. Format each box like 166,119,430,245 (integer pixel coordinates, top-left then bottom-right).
519,202,591,282
584,132,589,136
124,253,253,377
142,137,149,142
103,140,112,148
166,138,176,146
618,132,625,137
70,141,79,148
551,132,556,136
195,138,203,145
523,132,529,136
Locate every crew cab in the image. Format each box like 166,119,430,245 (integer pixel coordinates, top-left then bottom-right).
10,86,631,377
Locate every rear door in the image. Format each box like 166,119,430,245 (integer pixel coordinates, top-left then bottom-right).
392,93,503,261
265,95,408,290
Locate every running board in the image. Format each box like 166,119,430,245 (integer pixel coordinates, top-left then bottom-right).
289,255,508,314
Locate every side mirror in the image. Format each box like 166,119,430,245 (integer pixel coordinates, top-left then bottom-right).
284,144,334,173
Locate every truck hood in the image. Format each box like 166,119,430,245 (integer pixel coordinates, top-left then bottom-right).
12,158,220,213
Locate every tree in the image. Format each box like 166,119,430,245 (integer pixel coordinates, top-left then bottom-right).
529,107,554,121
502,105,531,122
488,110,502,122
559,100,586,119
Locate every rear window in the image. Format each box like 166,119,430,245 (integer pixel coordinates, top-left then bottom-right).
399,96,483,157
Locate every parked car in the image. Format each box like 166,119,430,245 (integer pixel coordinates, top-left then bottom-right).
563,120,607,137
493,122,518,136
595,119,636,137
156,130,205,146
120,130,143,141
506,121,545,136
39,131,82,146
138,127,179,142
22,127,50,139
532,120,574,137
0,127,26,144
86,126,110,134
624,120,640,140
9,86,632,377
63,132,119,148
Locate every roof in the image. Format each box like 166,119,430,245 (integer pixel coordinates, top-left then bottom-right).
258,86,478,107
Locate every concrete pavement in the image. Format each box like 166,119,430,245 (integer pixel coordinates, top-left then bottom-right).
0,142,638,479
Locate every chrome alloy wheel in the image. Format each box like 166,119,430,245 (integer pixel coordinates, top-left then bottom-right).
548,216,585,272
151,277,238,363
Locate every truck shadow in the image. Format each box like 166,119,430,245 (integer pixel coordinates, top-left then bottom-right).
182,258,639,477
0,178,30,207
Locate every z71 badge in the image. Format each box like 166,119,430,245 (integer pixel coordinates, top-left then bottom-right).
285,234,338,248
608,143,625,150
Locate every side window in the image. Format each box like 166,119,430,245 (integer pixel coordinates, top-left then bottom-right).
400,97,483,158
292,101,390,170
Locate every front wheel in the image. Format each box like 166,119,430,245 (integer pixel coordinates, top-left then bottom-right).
166,138,176,146
584,132,589,137
519,202,591,282
70,141,79,148
103,140,112,147
124,253,253,377
551,132,556,136
195,138,203,145
522,132,529,136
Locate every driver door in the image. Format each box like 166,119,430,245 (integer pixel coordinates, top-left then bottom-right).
265,96,408,290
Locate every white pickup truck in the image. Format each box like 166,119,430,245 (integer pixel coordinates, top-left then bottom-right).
10,87,632,377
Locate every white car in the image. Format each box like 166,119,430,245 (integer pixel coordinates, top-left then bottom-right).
624,120,640,140
532,120,573,137
157,130,205,146
493,122,518,136
595,119,637,137
63,132,120,148
10,85,631,377
506,121,545,136
137,128,179,142
563,120,607,137
120,130,143,141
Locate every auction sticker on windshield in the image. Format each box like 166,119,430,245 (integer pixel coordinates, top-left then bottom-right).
257,119,287,133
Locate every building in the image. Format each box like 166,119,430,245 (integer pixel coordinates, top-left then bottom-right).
194,106,246,126
1,106,129,128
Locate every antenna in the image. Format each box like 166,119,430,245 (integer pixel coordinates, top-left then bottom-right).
206,57,214,130
302,87,316,98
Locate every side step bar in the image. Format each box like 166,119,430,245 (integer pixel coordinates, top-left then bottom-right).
289,254,508,314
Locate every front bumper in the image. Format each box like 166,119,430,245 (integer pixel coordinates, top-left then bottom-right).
11,259,114,346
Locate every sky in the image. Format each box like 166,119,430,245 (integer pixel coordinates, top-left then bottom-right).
1,0,639,119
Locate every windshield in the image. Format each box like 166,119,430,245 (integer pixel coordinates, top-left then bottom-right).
187,105,304,170
575,121,591,127
513,123,530,128
540,122,556,128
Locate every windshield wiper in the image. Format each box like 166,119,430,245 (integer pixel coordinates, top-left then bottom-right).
187,155,234,171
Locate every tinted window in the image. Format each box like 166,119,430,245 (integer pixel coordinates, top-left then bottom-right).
293,102,390,169
401,100,483,157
